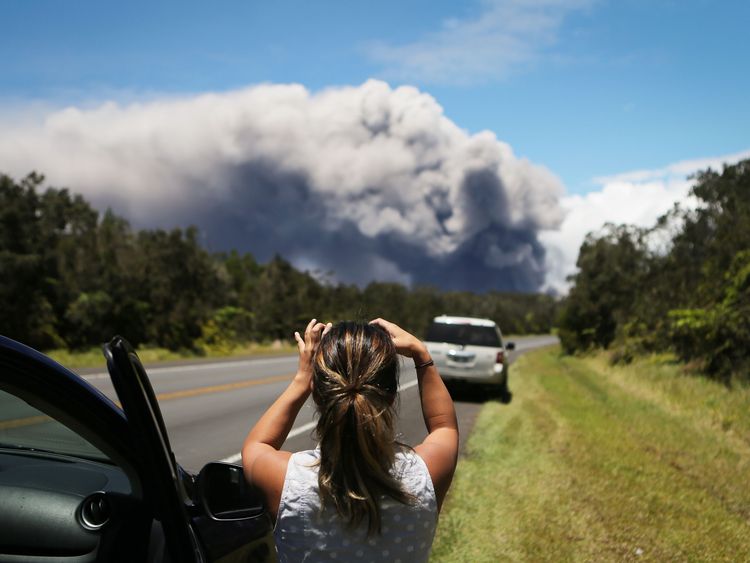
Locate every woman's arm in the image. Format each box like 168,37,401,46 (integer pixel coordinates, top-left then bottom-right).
369,319,459,511
241,318,329,517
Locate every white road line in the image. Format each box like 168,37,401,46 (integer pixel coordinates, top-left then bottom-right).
219,421,317,464
218,377,420,465
397,378,419,394
81,355,297,381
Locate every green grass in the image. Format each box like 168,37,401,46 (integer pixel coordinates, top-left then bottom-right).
46,341,298,370
431,347,750,562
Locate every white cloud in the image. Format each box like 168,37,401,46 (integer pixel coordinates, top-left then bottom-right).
540,149,750,294
365,0,592,84
592,148,750,185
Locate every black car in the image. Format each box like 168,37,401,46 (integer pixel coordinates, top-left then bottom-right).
0,335,275,562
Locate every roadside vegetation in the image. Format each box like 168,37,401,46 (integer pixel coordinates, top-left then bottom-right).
558,159,750,384
432,346,750,562
1,172,559,355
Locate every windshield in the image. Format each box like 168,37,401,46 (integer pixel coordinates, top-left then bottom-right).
425,323,502,347
0,390,110,462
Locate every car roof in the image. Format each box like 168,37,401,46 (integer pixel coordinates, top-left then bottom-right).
431,315,497,327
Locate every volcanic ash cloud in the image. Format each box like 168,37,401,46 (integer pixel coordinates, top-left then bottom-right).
0,80,565,291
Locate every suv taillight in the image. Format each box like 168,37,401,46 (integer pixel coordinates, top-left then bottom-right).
496,351,505,364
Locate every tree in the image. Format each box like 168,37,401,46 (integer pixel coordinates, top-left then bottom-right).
0,171,562,353
134,227,225,349
252,255,325,341
0,173,64,348
557,224,649,353
559,159,750,382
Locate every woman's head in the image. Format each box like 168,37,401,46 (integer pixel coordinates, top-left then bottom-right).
311,321,411,533
313,321,399,407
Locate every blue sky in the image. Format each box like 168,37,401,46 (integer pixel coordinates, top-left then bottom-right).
2,0,748,194
1,1,748,292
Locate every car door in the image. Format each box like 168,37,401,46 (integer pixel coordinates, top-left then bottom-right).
103,336,205,563
0,335,151,562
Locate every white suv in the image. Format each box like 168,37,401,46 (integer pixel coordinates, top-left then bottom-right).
423,316,515,391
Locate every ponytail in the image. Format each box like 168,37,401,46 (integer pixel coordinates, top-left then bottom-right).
312,321,413,534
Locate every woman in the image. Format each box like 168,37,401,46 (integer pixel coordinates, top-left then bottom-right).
242,318,459,562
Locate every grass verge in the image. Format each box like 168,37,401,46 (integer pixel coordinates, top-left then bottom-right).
46,341,297,371
431,346,750,562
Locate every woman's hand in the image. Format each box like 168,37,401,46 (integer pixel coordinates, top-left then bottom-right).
369,318,428,361
243,318,331,513
293,318,331,387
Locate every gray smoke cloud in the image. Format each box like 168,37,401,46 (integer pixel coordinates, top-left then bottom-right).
0,80,565,291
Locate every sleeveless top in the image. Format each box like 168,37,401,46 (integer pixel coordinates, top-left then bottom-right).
274,448,438,563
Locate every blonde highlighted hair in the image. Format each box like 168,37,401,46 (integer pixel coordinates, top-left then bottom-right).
312,321,413,534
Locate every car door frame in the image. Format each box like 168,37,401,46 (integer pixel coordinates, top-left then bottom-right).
103,335,205,563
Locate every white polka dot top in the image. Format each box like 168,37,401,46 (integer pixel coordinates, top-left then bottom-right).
274,448,438,563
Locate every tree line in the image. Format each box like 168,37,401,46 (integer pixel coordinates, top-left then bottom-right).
0,172,559,353
558,159,750,384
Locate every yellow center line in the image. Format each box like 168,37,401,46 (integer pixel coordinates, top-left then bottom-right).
154,373,294,401
0,373,295,431
0,414,51,431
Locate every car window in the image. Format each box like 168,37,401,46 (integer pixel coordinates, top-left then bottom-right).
425,323,502,347
0,389,110,462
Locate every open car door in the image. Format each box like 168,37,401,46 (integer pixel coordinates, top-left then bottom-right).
104,336,205,563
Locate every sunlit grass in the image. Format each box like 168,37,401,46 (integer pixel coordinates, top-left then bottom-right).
46,341,297,371
431,347,750,562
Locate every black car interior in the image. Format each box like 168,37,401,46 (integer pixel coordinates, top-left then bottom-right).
0,336,274,563
0,449,150,562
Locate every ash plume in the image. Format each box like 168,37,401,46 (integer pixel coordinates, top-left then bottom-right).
0,80,565,291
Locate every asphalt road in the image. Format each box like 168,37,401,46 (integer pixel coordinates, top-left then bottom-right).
83,335,558,472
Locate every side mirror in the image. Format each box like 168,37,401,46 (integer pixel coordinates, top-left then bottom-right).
505,342,515,351
197,462,265,521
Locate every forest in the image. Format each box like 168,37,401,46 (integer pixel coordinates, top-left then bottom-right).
558,159,750,384
0,172,559,353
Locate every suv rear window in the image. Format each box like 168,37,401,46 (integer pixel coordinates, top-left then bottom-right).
425,323,502,347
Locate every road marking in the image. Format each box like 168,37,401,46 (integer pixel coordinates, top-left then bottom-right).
0,374,296,430
68,340,557,381
219,421,319,464
1,375,419,443
0,414,51,430
81,355,297,381
154,374,293,402
397,378,419,394
218,378,421,465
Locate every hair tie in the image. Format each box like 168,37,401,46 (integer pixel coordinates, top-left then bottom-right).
343,383,361,398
